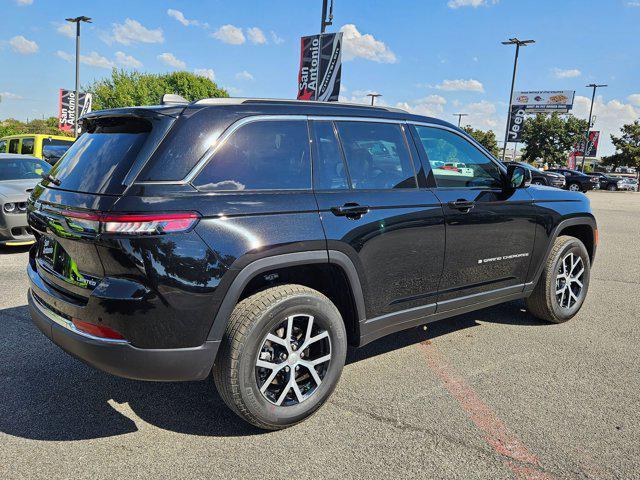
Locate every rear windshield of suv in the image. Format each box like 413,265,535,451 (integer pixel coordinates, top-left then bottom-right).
47,117,151,194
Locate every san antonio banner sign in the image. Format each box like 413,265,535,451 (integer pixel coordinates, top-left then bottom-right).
297,32,343,102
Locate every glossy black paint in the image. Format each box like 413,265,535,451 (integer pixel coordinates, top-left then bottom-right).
27,100,597,381
549,168,598,192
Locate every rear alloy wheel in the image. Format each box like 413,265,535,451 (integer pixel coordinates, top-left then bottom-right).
568,183,581,192
607,184,617,191
525,235,591,323
213,284,347,430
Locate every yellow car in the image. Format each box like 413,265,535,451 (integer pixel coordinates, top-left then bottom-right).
0,134,74,164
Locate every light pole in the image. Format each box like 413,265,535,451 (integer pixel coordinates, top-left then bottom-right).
453,113,468,128
320,0,333,33
367,93,382,106
501,37,535,161
65,16,92,137
580,83,607,172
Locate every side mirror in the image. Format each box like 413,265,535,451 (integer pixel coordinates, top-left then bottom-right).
506,164,531,189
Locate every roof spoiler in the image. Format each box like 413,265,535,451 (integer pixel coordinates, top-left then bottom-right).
161,93,189,105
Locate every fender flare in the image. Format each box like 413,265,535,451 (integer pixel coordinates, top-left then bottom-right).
206,250,366,342
525,215,597,292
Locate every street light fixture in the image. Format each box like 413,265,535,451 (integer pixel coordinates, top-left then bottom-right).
65,15,92,137
501,37,535,161
453,113,468,128
580,83,607,172
367,93,382,106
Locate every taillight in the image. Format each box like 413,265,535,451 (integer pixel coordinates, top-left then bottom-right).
61,211,200,235
72,319,126,341
101,213,200,235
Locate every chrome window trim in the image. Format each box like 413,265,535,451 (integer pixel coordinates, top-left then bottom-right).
31,293,129,344
133,114,496,187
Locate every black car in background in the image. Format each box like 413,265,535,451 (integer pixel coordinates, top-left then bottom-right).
549,168,599,192
587,172,623,191
504,161,565,188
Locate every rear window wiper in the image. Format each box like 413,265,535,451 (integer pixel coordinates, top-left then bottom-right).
40,171,61,186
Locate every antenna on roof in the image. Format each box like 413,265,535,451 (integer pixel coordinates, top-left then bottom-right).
161,93,188,105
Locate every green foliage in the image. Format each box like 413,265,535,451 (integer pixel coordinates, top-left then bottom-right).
0,117,73,137
520,113,588,165
603,120,640,170
86,69,228,110
462,126,500,157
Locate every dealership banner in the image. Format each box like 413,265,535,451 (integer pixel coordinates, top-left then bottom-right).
297,32,342,102
58,89,92,132
574,131,600,158
512,90,575,113
506,105,527,142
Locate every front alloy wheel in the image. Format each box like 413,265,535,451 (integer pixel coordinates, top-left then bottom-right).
568,183,581,192
555,252,585,309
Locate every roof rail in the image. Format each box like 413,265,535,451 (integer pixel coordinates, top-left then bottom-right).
193,97,408,113
161,93,189,105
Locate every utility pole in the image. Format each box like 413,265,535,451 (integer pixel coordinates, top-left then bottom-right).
453,113,468,128
367,93,382,106
320,0,333,33
501,37,535,161
65,15,92,137
580,83,607,172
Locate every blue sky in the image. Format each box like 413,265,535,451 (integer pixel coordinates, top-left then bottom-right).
1,0,639,155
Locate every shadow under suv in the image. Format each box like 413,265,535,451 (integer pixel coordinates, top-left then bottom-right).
27,98,597,430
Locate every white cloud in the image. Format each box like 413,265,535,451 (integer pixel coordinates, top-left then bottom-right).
9,35,38,54
194,68,215,81
435,79,484,92
627,1,640,6
397,95,448,117
627,94,640,106
0,91,23,100
115,51,142,68
56,22,75,38
572,95,640,156
16,0,33,5
226,86,243,96
270,31,284,45
447,0,498,8
340,24,397,63
553,68,581,79
57,50,114,69
465,100,500,129
247,27,267,45
110,18,163,45
212,24,245,45
166,9,207,28
235,70,254,81
157,52,186,69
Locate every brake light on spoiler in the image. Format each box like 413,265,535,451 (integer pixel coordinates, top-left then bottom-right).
61,211,200,235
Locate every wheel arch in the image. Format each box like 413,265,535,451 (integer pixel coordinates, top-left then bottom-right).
207,250,366,348
526,216,597,292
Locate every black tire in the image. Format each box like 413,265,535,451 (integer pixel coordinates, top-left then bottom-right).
213,284,347,430
607,184,617,191
525,236,591,323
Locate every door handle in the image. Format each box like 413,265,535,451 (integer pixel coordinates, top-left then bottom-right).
330,203,370,219
447,199,475,213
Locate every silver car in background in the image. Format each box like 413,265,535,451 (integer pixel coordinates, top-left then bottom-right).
0,154,50,246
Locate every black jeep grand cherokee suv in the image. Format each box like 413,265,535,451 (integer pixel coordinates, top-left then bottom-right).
27,98,597,430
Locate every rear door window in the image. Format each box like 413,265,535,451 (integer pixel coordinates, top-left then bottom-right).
193,120,311,191
47,117,151,194
334,121,417,190
21,137,35,155
8,139,19,154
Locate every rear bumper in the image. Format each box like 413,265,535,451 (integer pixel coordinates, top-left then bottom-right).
28,288,219,382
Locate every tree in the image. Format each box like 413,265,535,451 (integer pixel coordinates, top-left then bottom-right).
520,113,588,165
463,126,500,157
0,117,73,137
603,120,640,190
87,70,228,110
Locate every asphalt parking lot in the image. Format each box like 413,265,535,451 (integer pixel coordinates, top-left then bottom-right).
0,191,638,480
